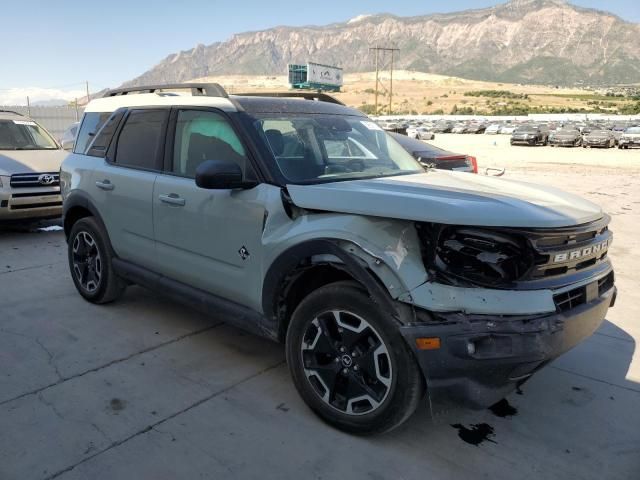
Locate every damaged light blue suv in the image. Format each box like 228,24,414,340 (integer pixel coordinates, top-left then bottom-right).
60,84,616,435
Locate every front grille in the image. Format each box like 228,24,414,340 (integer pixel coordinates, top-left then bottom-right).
10,201,62,210
9,172,60,188
598,272,615,295
553,271,614,313
524,217,612,280
554,286,586,312
11,191,60,198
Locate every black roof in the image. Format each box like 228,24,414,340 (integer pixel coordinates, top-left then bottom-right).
231,95,366,117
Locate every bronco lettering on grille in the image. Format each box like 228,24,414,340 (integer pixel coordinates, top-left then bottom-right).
553,239,610,264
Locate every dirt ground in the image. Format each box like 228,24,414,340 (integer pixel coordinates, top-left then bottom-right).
1,137,639,479
192,71,636,114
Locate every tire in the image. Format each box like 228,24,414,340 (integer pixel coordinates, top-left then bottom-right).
67,217,126,304
286,282,425,435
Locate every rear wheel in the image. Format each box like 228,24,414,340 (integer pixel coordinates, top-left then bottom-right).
68,217,126,304
286,282,424,435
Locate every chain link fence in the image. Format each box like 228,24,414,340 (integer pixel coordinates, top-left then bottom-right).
0,105,84,140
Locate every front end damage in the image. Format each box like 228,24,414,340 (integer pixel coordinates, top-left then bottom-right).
393,218,617,414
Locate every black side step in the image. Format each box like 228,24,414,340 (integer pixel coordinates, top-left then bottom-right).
112,258,278,341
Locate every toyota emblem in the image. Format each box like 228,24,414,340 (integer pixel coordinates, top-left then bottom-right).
38,174,55,185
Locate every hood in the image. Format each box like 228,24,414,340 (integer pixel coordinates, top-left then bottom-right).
287,171,603,228
0,149,68,176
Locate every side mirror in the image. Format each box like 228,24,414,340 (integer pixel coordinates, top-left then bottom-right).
61,139,74,151
195,160,254,190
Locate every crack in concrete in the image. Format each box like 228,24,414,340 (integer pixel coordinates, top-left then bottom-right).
37,393,114,445
0,328,63,381
90,423,113,444
550,365,640,394
0,261,66,276
35,338,64,381
593,330,636,344
44,360,285,480
37,393,66,421
0,323,222,407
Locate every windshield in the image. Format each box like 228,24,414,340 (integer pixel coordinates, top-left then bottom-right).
0,119,59,150
625,127,640,134
255,114,423,184
515,127,536,133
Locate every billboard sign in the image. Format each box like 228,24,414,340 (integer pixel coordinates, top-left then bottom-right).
306,63,343,87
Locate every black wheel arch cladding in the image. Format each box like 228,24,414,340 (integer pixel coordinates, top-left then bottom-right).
262,239,401,343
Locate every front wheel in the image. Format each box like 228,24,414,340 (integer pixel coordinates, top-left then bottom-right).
286,282,424,435
68,217,126,304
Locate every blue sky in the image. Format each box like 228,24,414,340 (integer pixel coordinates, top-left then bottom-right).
0,0,638,100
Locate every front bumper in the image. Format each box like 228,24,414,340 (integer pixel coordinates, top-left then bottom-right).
510,137,536,145
619,138,640,147
0,186,62,221
583,139,610,147
550,139,579,146
400,281,616,414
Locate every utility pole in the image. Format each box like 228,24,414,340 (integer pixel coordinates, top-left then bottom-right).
85,81,90,103
389,49,395,115
369,46,400,116
26,96,31,116
374,47,379,116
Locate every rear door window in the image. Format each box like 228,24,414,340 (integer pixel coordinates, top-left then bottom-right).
113,109,168,171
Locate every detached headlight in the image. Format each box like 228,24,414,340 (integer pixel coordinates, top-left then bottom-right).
417,224,535,288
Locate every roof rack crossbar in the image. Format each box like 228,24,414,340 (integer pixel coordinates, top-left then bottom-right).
103,83,228,98
233,91,344,105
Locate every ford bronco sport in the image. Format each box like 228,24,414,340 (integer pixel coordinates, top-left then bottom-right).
60,84,616,435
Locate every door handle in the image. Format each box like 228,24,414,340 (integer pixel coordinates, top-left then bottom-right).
95,180,114,191
159,193,186,206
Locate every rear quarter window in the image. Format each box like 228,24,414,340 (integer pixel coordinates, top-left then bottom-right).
74,112,112,154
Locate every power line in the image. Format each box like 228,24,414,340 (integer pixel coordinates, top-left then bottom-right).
369,46,400,116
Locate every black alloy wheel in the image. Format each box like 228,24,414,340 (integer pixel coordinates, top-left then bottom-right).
72,230,102,293
67,217,126,304
300,309,392,415
286,282,424,435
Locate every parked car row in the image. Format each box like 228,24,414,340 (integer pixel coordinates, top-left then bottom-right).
510,123,640,148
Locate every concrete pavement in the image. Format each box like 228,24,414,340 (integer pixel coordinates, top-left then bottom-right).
1,193,638,480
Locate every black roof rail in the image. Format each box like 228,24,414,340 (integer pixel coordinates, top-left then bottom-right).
0,109,24,117
103,83,228,98
232,91,345,106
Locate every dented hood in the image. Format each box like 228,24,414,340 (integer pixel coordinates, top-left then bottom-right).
287,171,603,228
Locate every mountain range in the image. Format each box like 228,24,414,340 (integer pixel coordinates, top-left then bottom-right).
123,0,640,87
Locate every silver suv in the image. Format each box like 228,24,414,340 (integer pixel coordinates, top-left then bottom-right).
0,110,66,221
60,84,616,434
